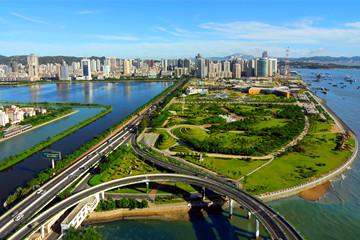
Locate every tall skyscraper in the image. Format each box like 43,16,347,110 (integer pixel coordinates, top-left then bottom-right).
268,58,278,77
256,58,269,77
232,63,242,79
161,59,168,71
123,59,132,76
81,58,92,80
59,60,70,80
27,54,39,81
195,54,206,79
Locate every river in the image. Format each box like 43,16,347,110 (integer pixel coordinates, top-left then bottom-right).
95,69,360,240
0,81,172,212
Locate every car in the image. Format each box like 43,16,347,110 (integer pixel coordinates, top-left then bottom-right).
14,213,24,222
36,189,45,195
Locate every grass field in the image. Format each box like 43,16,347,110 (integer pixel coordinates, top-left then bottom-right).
183,155,268,179
112,182,198,194
154,129,177,150
89,146,159,186
243,119,354,194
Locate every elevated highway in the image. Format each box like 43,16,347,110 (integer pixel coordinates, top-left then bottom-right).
9,174,302,240
131,137,303,240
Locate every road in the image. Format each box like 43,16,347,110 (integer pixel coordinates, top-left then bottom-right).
0,78,303,240
0,79,185,239
9,174,302,240
131,136,303,240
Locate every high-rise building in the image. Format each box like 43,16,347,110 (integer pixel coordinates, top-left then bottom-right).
123,59,132,76
195,54,206,79
268,58,278,76
96,59,101,72
222,60,231,78
161,59,168,71
262,51,269,58
91,59,97,73
256,58,269,77
27,54,39,81
59,60,70,80
81,58,92,80
232,63,242,79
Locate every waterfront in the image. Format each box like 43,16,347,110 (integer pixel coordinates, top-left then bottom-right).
0,81,171,211
95,69,360,240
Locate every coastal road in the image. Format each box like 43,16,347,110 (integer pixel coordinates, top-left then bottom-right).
9,174,303,240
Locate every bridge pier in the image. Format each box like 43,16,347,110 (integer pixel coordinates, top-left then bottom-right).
247,211,252,219
202,187,206,200
99,191,105,200
146,181,149,193
255,218,260,239
228,198,234,219
41,225,45,239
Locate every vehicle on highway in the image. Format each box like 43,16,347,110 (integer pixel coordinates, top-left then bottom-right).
36,188,45,195
14,213,24,222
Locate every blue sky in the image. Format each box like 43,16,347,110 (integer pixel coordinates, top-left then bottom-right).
1,0,360,58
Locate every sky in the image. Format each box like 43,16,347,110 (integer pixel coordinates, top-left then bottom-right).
1,0,360,58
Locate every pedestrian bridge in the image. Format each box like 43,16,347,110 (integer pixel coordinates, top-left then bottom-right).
9,174,303,240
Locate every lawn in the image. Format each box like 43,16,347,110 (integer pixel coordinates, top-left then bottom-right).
88,146,159,186
154,129,177,150
183,155,268,179
243,119,354,194
112,182,198,194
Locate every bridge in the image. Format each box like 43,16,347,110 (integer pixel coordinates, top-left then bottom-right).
0,78,303,240
9,174,303,240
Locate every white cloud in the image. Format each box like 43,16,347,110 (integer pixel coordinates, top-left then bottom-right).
10,12,48,25
74,10,98,15
344,22,360,28
93,34,138,41
198,21,360,45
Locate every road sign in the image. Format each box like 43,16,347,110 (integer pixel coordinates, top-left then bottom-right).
42,150,62,161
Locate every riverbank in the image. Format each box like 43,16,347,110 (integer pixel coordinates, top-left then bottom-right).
0,106,111,172
257,90,359,202
0,110,78,143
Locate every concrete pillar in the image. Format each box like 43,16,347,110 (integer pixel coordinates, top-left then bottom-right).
255,218,260,239
146,181,149,193
202,187,206,200
41,225,45,239
247,211,252,219
228,198,234,218
51,159,55,169
100,191,105,200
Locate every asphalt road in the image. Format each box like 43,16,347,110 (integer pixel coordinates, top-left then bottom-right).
0,78,185,239
9,174,302,240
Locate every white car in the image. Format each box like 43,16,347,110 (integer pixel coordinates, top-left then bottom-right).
14,213,24,222
36,188,45,195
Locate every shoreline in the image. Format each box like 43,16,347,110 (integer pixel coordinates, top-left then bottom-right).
258,89,359,202
0,110,78,143
84,202,223,224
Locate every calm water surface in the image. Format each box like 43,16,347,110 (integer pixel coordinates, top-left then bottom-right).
0,81,171,211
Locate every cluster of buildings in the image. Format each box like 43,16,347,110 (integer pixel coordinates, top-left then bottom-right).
195,51,278,80
0,51,279,81
0,105,47,127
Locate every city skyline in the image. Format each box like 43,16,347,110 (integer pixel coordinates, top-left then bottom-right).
1,0,360,58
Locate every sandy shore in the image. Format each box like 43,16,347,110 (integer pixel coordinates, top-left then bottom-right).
298,181,331,201
84,202,223,224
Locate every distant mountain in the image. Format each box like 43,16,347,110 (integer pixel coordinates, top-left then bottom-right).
286,56,360,66
209,53,254,61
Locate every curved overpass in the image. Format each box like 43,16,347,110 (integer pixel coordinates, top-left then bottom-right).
131,135,303,240
9,174,303,240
